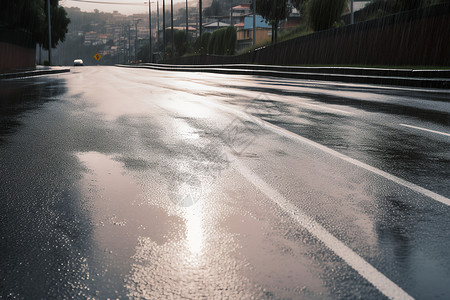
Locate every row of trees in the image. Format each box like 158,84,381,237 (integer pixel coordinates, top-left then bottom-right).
356,0,450,20
254,0,346,43
0,0,70,50
137,26,237,60
254,0,450,44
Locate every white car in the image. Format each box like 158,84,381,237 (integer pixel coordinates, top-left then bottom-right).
73,59,84,66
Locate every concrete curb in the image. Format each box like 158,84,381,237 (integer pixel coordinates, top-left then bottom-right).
117,63,450,89
0,68,70,80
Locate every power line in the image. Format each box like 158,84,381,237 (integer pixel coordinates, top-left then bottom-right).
65,0,146,5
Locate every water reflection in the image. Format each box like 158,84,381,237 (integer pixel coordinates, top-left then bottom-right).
372,187,450,299
0,77,67,143
0,77,93,299
184,204,205,255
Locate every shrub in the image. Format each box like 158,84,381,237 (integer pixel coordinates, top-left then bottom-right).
194,32,211,54
207,26,237,55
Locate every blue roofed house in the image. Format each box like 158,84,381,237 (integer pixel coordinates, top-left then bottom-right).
236,14,272,50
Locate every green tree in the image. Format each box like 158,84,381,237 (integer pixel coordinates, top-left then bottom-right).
224,26,237,55
174,29,187,57
208,31,217,54
42,1,70,49
0,0,70,50
307,0,347,31
194,32,211,54
204,0,223,17
255,0,288,44
292,0,307,11
207,26,236,55
0,0,45,38
214,28,226,55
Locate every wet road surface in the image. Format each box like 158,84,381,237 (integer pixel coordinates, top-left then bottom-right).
1,66,449,299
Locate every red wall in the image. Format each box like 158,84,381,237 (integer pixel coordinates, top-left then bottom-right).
0,42,36,73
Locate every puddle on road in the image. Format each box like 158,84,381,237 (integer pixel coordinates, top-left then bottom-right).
76,151,181,298
76,151,253,298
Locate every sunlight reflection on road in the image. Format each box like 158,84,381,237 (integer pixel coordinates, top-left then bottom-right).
184,205,205,256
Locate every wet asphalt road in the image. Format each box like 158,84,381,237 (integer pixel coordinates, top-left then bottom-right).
1,66,449,299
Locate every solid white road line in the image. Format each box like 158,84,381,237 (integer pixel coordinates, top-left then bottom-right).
400,124,450,137
231,156,414,300
192,91,450,207
255,118,450,207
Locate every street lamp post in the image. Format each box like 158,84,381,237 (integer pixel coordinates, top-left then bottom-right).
128,25,131,63
46,0,52,65
350,0,354,25
135,19,142,63
163,0,166,58
171,0,174,58
253,0,256,47
199,0,202,39
157,1,160,45
148,2,152,62
186,0,188,44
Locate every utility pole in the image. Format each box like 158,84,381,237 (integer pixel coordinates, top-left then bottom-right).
186,0,189,44
199,0,202,39
122,26,125,63
135,19,141,63
128,25,131,63
350,0,354,25
135,21,138,63
230,6,233,27
148,2,152,62
163,0,166,58
157,1,160,44
46,0,52,65
171,0,174,58
253,0,256,47
272,0,277,44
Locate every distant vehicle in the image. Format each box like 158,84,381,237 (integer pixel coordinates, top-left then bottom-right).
73,59,84,66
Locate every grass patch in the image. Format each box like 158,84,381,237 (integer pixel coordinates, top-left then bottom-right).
236,22,312,55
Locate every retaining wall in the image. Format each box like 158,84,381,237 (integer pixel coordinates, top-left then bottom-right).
0,29,36,73
161,3,450,67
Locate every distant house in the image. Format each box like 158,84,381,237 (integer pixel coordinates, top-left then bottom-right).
203,21,231,33
283,0,302,29
84,31,97,46
236,14,272,50
98,34,108,44
345,0,371,13
230,4,252,26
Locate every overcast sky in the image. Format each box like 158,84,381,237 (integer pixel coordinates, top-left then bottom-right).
61,0,189,15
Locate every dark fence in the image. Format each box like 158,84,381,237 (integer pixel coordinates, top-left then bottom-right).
162,3,450,67
0,28,36,73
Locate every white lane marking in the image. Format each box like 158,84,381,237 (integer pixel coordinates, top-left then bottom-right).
400,124,450,137
180,87,450,206
253,118,450,207
231,156,414,300
296,100,353,115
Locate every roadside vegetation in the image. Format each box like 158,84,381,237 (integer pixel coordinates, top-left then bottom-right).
236,0,450,55
0,0,70,51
